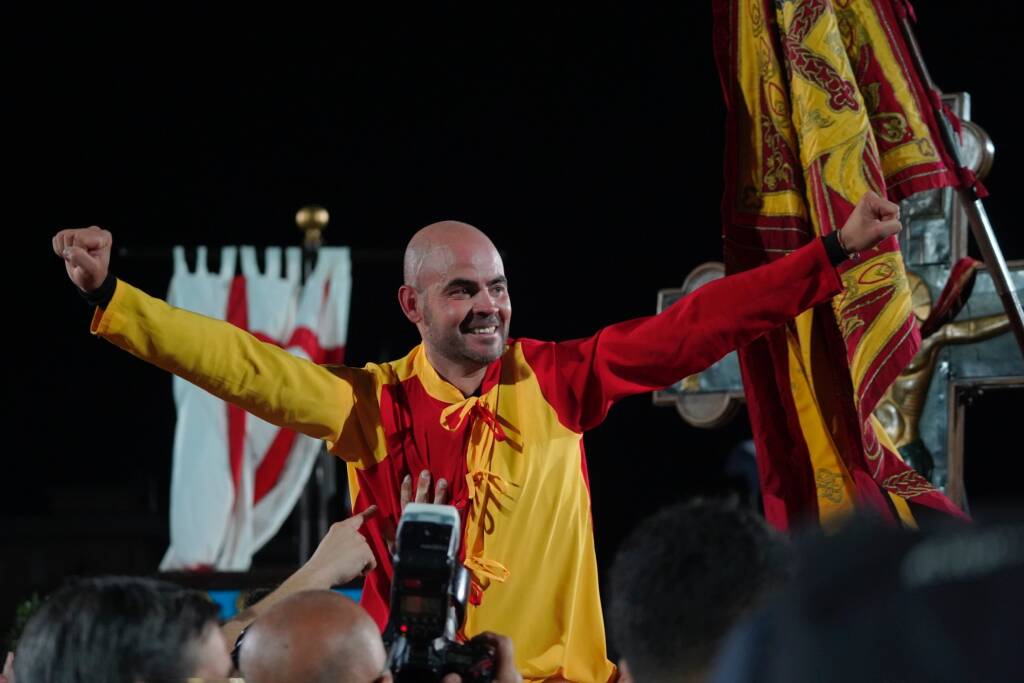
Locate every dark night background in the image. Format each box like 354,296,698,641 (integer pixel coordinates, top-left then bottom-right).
5,2,1022,645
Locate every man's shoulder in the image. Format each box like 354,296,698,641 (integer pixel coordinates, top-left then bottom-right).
505,337,554,358
348,345,423,385
505,338,565,374
507,337,553,350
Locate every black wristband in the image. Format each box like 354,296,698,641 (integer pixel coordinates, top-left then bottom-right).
78,271,117,308
822,232,849,267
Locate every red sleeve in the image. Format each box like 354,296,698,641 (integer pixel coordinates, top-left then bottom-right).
522,238,842,432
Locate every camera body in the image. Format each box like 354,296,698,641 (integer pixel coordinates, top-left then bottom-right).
384,503,495,683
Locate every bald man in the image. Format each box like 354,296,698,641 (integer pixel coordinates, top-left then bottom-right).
240,590,521,683
53,192,900,683
240,591,387,683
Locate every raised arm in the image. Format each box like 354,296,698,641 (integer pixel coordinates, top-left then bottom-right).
525,191,902,432
54,226,368,443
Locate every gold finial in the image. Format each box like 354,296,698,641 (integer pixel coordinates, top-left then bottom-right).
296,205,329,247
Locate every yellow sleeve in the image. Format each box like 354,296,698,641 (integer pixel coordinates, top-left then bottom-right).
91,278,364,444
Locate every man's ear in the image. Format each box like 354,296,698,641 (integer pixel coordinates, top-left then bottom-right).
398,284,423,324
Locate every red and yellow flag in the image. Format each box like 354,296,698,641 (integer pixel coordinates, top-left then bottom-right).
712,0,968,529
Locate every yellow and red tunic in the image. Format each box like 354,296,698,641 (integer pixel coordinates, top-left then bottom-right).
91,238,840,682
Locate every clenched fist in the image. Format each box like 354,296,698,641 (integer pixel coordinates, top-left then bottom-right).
52,226,112,292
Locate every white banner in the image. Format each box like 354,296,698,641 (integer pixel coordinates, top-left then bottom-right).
160,246,352,571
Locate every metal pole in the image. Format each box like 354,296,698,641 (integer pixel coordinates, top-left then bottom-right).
896,12,1024,357
962,199,1024,352
295,204,332,562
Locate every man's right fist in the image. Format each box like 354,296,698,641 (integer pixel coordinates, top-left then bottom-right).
53,227,112,292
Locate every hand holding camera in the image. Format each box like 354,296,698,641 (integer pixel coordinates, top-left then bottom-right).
384,503,520,683
440,632,522,683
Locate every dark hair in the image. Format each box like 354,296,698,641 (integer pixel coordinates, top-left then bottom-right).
14,575,219,683
608,499,791,682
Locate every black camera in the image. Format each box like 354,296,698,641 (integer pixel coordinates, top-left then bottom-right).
384,503,495,683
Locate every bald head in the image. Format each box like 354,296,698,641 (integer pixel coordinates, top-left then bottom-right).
398,220,511,379
403,221,501,289
241,590,386,683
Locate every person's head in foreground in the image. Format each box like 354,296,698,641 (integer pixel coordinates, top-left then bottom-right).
239,590,388,683
14,575,229,683
240,589,523,683
609,498,792,683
